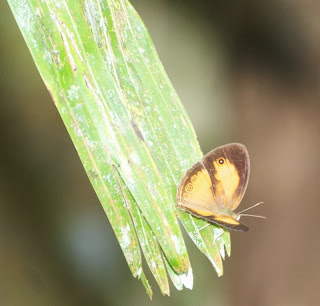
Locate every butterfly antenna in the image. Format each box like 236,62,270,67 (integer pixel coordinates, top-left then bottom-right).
238,201,264,214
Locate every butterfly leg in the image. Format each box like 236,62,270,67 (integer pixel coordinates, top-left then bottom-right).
198,223,211,231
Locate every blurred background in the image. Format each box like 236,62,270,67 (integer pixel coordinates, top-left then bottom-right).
2,0,320,305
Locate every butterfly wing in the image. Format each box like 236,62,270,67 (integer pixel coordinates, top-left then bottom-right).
177,161,216,214
176,154,249,232
202,143,250,211
177,143,250,232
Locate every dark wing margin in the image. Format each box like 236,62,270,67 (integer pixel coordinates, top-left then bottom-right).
178,204,249,232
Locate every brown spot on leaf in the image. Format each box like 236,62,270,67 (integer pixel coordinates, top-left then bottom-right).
131,118,144,141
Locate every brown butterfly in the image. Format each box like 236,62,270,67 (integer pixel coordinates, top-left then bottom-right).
177,143,264,232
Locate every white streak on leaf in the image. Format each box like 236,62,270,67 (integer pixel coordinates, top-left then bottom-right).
67,85,80,101
119,224,131,250
180,266,193,290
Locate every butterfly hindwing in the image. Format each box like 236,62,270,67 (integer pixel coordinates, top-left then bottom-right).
177,161,215,212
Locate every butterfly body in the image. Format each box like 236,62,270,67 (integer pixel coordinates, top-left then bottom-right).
176,143,250,232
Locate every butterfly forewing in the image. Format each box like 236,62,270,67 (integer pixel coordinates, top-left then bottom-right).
202,143,250,211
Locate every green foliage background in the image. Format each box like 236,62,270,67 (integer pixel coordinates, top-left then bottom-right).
7,0,230,299
3,0,320,305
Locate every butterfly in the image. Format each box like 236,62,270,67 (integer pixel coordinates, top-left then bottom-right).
176,143,264,232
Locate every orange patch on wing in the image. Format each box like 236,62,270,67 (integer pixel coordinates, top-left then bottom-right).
213,216,240,225
178,168,214,205
213,159,240,201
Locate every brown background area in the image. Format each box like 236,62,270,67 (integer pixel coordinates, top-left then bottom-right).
2,0,320,305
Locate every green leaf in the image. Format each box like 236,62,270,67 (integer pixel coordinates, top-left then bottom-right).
8,0,231,296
